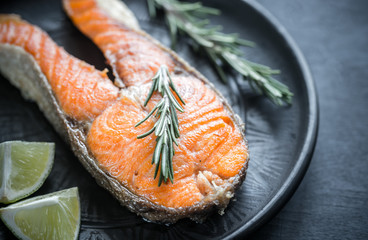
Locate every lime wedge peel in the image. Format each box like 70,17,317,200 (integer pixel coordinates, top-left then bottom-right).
0,141,55,203
0,187,80,240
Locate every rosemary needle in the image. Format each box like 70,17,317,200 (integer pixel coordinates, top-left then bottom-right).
135,65,185,186
147,0,293,105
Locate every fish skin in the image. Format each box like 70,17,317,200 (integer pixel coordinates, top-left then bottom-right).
0,2,249,223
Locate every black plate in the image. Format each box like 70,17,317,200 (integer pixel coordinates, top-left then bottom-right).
0,0,318,239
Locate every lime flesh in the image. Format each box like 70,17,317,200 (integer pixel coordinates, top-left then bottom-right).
0,187,80,240
0,141,54,203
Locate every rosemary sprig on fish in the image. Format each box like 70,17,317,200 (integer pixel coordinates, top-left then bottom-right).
147,0,293,105
135,65,185,186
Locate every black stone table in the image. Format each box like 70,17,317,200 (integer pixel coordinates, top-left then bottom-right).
249,0,368,239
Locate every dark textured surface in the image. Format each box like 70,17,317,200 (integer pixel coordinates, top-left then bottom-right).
249,0,368,239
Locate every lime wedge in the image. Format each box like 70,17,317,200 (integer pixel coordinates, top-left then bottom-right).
0,141,55,203
0,187,80,240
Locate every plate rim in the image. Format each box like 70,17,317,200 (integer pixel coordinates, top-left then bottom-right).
0,0,318,238
224,0,319,238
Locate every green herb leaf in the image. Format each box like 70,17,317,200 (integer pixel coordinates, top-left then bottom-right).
135,65,185,186
147,0,293,105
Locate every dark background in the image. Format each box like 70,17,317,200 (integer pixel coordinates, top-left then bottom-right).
250,0,368,239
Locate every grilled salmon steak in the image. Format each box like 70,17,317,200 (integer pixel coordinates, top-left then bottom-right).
0,0,249,224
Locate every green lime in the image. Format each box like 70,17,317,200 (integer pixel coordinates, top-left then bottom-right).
0,141,55,203
0,187,80,240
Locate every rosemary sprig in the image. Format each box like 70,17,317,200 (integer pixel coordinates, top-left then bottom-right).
135,65,185,186
147,0,293,105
